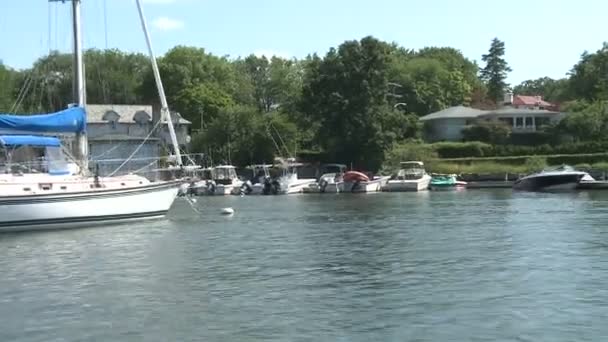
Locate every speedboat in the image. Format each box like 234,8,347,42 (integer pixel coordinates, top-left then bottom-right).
429,174,467,191
340,171,390,193
304,164,346,193
513,165,590,191
271,158,317,195
207,165,243,195
384,161,432,192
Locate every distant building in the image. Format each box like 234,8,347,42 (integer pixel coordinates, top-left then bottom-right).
420,93,564,142
86,104,191,176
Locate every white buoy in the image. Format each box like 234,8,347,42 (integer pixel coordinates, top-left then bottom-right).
221,207,235,215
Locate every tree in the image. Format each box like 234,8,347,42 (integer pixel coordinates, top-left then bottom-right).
568,43,608,101
142,46,243,126
554,100,608,141
387,46,478,116
479,38,512,104
236,55,303,113
191,105,297,166
0,62,17,111
513,77,570,103
301,36,394,170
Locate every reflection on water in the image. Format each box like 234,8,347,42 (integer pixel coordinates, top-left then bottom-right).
2,190,608,341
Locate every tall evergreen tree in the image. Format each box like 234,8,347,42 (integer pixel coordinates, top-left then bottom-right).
479,38,512,104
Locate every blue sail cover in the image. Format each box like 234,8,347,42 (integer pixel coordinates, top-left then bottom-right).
0,135,61,147
0,107,86,133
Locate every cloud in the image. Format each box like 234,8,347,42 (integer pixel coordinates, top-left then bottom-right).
253,49,292,59
152,17,184,31
143,0,177,4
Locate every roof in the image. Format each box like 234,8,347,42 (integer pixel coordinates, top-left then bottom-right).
480,108,561,118
88,134,160,142
0,135,60,147
400,161,424,166
513,95,553,107
419,106,489,121
86,104,191,124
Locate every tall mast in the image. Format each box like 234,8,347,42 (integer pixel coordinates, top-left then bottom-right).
135,0,183,166
72,0,88,171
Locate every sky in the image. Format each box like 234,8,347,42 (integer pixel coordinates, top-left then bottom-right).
0,0,607,85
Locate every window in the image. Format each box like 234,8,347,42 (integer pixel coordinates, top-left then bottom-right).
111,120,117,130
515,117,524,128
525,117,533,128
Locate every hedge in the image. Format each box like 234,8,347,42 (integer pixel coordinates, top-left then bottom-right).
430,141,608,159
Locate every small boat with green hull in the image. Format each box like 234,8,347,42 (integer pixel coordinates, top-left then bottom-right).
429,174,467,191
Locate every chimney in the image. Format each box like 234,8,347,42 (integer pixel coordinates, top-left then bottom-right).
503,91,513,105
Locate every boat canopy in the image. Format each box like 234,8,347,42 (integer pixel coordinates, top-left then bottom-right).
0,135,61,147
0,107,86,133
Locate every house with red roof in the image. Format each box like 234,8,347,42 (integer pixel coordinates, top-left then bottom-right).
504,92,558,111
419,92,565,142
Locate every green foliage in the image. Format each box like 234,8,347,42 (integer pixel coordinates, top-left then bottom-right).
301,36,394,170
388,47,478,115
0,62,17,111
524,156,547,172
569,43,608,101
432,141,494,158
479,38,511,104
513,77,570,103
554,100,608,141
462,121,511,144
191,105,298,166
381,142,438,173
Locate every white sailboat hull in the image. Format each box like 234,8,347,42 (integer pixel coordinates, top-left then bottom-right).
0,182,179,232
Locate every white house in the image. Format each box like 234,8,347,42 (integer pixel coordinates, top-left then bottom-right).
420,94,563,142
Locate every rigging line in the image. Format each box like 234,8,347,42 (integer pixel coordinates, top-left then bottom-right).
54,3,58,52
266,122,282,157
48,1,52,54
90,142,124,160
271,122,291,157
107,118,162,177
10,71,35,113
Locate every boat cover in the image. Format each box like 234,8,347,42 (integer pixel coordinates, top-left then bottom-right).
0,107,86,133
0,135,61,147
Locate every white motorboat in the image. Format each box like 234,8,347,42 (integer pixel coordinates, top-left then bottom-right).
208,165,243,195
384,161,432,192
273,159,317,195
0,0,185,231
245,164,272,195
340,171,390,193
513,165,590,192
304,164,346,193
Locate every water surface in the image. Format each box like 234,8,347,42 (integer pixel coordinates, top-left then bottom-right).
2,190,608,341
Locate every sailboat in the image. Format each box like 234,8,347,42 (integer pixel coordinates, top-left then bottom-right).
0,0,184,231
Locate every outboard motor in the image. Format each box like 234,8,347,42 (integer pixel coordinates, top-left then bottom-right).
319,179,329,193
240,180,253,195
207,180,216,195
271,179,281,195
263,177,272,195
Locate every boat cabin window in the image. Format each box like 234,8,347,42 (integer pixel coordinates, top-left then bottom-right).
212,167,237,180
2,145,70,175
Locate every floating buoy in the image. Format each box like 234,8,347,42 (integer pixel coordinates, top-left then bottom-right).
221,207,235,215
